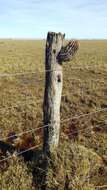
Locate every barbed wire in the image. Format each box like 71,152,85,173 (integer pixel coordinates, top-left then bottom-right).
61,108,107,123
0,122,106,169
0,150,63,188
0,124,49,141
64,123,106,139
0,47,107,187
0,65,106,78
0,67,106,186
0,123,107,188
0,145,38,163
0,124,103,163
0,107,107,142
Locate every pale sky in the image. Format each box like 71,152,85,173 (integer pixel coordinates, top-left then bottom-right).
0,0,107,39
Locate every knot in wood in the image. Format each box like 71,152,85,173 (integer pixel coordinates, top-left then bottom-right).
57,74,61,82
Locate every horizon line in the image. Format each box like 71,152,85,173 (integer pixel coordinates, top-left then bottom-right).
0,38,107,40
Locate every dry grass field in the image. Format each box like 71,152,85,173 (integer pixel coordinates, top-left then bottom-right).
0,39,107,190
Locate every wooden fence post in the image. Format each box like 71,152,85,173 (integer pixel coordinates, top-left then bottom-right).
43,32,79,155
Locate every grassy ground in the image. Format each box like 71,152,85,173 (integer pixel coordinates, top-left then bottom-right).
0,39,107,189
